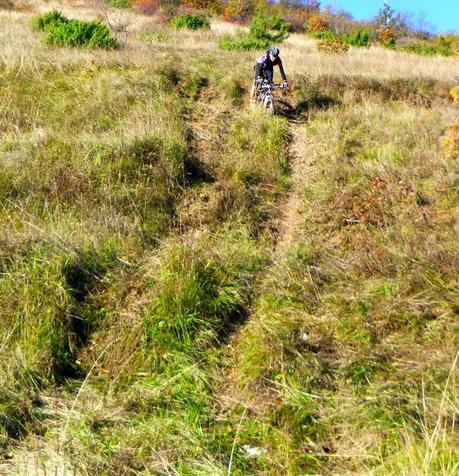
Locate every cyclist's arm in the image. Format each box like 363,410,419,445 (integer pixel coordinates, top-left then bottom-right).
276,58,287,82
254,61,262,79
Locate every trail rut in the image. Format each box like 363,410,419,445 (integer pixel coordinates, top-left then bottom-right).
215,119,318,415
274,122,314,254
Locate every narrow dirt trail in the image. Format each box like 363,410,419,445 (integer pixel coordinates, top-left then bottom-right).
215,119,317,415
274,122,314,254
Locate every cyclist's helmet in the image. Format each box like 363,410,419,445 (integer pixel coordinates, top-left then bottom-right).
268,47,280,61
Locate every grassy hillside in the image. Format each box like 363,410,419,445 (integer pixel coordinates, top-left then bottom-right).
0,2,458,475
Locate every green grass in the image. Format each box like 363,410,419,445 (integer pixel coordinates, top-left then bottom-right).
223,97,458,474
1,11,458,475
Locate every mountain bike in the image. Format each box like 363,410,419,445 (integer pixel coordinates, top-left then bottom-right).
255,81,287,115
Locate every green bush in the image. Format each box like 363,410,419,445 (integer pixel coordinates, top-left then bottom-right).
31,11,118,49
311,30,339,41
106,0,132,8
30,10,68,31
399,37,456,57
312,28,371,48
265,15,293,34
346,28,371,47
218,33,270,51
400,43,442,56
170,13,210,31
249,15,290,42
218,15,289,51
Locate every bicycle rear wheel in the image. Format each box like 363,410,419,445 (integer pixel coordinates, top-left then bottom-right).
264,96,274,115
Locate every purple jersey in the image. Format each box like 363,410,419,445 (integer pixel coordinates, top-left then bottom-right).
254,53,287,81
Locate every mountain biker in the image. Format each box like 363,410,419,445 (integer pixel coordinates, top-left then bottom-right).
250,47,288,102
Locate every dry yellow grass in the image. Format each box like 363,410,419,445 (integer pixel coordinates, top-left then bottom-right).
1,5,458,83
1,3,458,475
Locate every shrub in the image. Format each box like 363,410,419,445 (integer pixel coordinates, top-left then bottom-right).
181,0,223,15
305,12,330,33
249,15,289,42
45,20,118,49
170,13,210,30
346,28,371,47
434,34,459,55
451,86,459,105
400,43,443,57
313,28,370,48
264,15,293,34
378,27,396,48
317,39,349,54
218,14,289,51
311,30,339,41
106,0,132,7
30,10,68,31
224,0,254,19
397,36,459,57
218,32,269,51
31,11,118,49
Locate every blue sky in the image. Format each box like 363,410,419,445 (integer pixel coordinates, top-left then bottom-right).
325,0,459,33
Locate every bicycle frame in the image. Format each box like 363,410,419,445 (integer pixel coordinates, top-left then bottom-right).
255,82,285,115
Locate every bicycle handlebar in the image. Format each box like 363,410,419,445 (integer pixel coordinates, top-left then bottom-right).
259,82,288,90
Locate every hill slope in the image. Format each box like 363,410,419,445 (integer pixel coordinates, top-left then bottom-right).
0,2,458,475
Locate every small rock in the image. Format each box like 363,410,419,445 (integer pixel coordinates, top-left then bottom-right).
241,445,266,459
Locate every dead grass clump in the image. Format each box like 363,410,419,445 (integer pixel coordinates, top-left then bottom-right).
294,74,446,106
0,0,13,10
316,39,349,54
442,118,459,159
443,86,459,158
133,0,160,16
450,86,459,104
